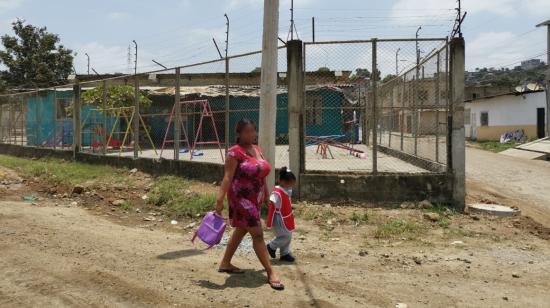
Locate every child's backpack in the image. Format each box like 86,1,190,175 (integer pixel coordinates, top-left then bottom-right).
192,212,226,250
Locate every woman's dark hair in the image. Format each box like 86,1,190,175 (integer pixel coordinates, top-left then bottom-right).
279,167,296,183
235,118,256,144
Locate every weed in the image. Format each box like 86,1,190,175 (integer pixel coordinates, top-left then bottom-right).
120,201,132,210
374,219,425,239
474,141,517,153
351,211,369,224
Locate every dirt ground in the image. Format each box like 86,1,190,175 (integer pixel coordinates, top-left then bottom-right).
1,161,550,308
466,146,550,227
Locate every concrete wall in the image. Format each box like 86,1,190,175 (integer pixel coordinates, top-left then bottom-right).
465,91,547,140
0,143,453,204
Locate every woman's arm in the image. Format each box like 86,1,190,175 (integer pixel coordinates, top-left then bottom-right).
215,156,238,215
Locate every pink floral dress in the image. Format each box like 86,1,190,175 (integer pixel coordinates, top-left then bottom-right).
227,144,271,228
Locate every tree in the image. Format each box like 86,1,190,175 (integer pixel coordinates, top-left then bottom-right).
81,85,151,110
317,67,331,73
0,19,74,89
382,74,397,83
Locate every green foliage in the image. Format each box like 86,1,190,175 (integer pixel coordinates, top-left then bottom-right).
0,19,73,88
475,141,518,153
382,74,397,83
147,176,215,218
0,154,131,186
317,67,331,73
351,211,369,224
81,85,151,110
374,219,425,239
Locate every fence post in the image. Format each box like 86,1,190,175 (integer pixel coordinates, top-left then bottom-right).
371,39,378,174
133,76,139,159
0,103,3,143
435,52,441,163
450,37,465,211
225,57,230,154
174,67,181,160
287,39,304,198
102,81,108,155
73,82,81,156
400,77,405,151
52,88,57,150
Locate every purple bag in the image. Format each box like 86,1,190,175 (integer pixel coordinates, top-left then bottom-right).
192,212,226,250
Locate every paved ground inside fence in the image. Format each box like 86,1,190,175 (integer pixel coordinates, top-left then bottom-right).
91,144,430,173
2,162,550,307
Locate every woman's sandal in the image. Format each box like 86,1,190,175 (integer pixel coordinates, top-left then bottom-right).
217,267,245,274
267,279,285,291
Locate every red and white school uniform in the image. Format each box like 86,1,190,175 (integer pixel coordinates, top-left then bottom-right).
266,186,295,232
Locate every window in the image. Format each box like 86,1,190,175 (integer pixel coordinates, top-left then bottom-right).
56,98,73,119
472,93,478,100
306,96,323,125
480,112,489,126
464,108,471,125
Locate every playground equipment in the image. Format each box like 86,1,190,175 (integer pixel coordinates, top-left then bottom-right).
306,135,365,159
161,99,224,162
81,106,157,156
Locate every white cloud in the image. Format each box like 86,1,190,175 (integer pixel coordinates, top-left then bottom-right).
466,31,547,70
0,0,23,12
107,12,130,21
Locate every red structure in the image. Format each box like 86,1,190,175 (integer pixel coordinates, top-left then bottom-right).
161,99,224,162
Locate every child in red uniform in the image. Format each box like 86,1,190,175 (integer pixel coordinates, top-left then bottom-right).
266,167,297,262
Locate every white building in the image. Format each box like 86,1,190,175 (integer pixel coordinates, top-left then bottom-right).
465,90,547,141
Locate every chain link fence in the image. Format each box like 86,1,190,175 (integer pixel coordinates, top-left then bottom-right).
0,38,451,176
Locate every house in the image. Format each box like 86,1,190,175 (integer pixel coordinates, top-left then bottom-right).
21,84,357,148
464,90,547,141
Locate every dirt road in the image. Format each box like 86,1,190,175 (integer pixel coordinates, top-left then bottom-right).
466,147,550,225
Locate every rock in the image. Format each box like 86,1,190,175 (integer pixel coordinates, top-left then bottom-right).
470,215,480,221
320,253,325,258
395,303,408,308
72,185,84,195
48,187,58,194
70,201,78,207
450,240,465,245
413,256,422,265
359,251,368,257
171,220,178,225
129,168,138,174
512,273,520,278
418,200,433,209
141,195,149,200
298,235,306,240
111,199,126,207
400,202,414,209
144,216,155,222
185,222,197,229
423,213,440,222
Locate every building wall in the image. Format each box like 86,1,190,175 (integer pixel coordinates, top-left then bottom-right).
465,91,547,141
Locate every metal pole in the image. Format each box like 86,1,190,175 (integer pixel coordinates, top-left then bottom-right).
312,17,315,42
400,77,405,151
102,80,108,155
259,0,280,191
175,67,181,160
133,40,138,75
133,76,139,159
372,39,378,174
224,13,230,154
52,88,57,150
396,48,400,75
435,52,441,163
85,53,90,75
414,26,421,156
73,82,81,156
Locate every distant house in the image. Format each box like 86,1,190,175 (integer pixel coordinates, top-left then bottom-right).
464,90,547,141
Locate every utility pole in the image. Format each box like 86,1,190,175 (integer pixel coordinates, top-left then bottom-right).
537,19,550,137
312,17,316,42
132,40,138,75
416,26,422,66
85,53,90,75
259,0,279,190
395,48,401,75
287,0,298,41
456,0,462,38
224,13,230,154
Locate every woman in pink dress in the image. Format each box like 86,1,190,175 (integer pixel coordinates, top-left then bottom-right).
214,119,284,291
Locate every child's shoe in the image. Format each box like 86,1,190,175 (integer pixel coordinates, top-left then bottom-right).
280,253,295,263
267,244,277,258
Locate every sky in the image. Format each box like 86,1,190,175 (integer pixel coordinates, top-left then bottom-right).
0,0,548,76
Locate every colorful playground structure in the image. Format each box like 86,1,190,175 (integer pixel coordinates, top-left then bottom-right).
306,135,366,160
81,106,157,156
160,99,224,161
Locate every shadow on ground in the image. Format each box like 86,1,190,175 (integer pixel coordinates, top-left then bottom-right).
196,270,266,290
157,249,204,260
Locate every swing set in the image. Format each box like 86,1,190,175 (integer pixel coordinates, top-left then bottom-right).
81,106,157,156
160,99,224,162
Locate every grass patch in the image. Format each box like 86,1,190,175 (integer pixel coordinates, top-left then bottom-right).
147,176,216,219
0,154,131,186
294,204,337,222
374,219,426,239
351,211,369,224
425,204,458,229
473,141,517,153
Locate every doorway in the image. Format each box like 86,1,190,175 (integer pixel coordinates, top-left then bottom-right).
537,108,546,139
